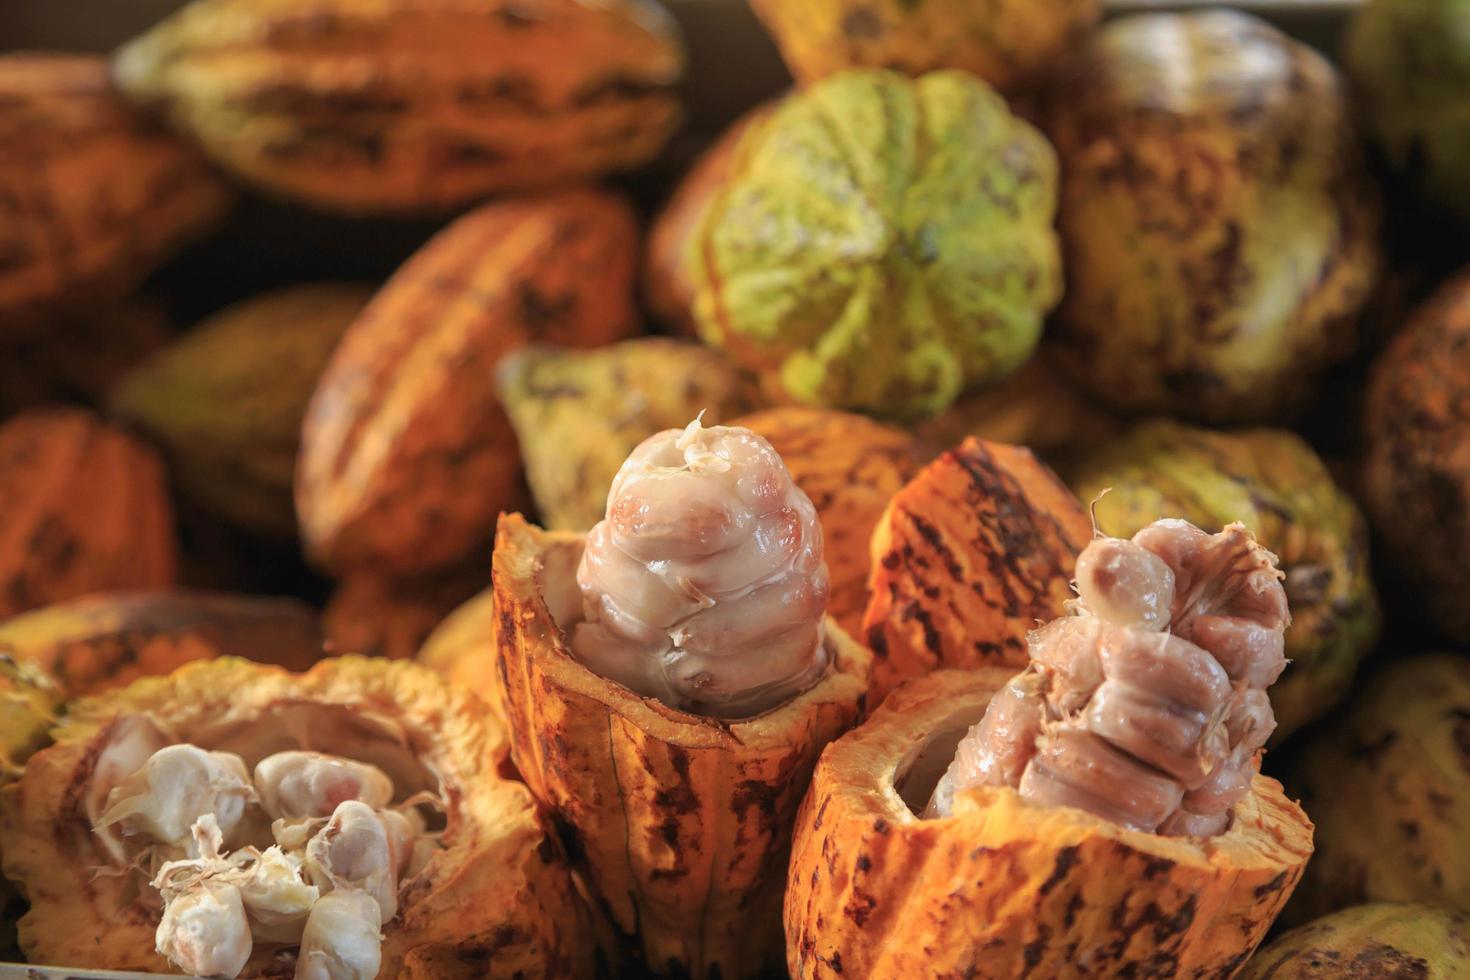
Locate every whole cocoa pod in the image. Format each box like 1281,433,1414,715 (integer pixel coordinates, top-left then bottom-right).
114,0,685,214
0,53,230,333
111,284,374,538
297,189,640,575
324,566,486,661
0,302,174,416
0,408,177,618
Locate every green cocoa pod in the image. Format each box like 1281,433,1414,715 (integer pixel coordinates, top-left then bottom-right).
110,283,374,537
1048,11,1381,423
1346,0,1470,222
1069,419,1379,740
497,338,761,530
692,68,1062,420
1283,654,1470,924
1240,903,1470,979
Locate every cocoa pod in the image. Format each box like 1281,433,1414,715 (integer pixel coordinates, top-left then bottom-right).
862,437,1091,703
111,284,374,538
0,53,230,333
114,0,685,214
325,566,486,662
0,407,177,618
0,590,323,698
735,407,924,641
297,189,640,576
786,669,1313,978
490,514,872,977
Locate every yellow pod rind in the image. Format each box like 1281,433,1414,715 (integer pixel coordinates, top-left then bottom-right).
491,514,872,978
1239,902,1470,979
1,656,570,977
786,669,1314,979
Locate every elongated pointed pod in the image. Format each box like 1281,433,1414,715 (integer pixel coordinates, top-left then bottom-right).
491,512,871,977
785,669,1313,978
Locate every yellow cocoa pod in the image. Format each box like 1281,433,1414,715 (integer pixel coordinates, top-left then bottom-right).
111,284,375,538
863,437,1091,703
1047,11,1382,423
0,590,324,698
114,0,685,214
750,0,1099,93
325,566,486,661
1284,654,1470,923
416,587,504,717
491,514,871,977
0,53,230,333
0,407,177,618
297,189,640,576
786,669,1314,978
1240,902,1470,979
0,656,574,976
498,339,761,531
735,406,923,642
0,653,61,957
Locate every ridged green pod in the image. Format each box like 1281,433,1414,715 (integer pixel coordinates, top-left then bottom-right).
1069,419,1379,740
692,69,1062,420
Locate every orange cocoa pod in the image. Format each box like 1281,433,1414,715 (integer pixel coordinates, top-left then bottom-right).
0,407,177,618
0,54,230,334
0,590,321,698
862,437,1090,703
645,104,773,335
490,514,872,978
296,188,640,576
785,669,1315,978
325,565,486,661
736,406,924,641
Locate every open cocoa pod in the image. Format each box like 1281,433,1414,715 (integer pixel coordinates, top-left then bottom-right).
491,513,871,978
786,669,1314,978
1,656,585,978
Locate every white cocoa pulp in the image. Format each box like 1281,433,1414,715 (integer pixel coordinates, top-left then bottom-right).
928,520,1289,837
88,740,435,979
572,416,831,718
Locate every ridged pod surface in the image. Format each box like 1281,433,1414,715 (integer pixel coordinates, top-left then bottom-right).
692,69,1062,419
862,437,1091,703
1240,902,1470,979
1345,0,1470,222
111,284,374,538
0,590,323,698
113,0,685,214
736,407,923,642
296,189,639,576
1,656,579,976
1069,420,1380,740
0,407,177,619
749,0,1099,93
498,339,761,531
1284,654,1470,923
1047,11,1381,423
324,565,485,661
645,104,771,336
786,669,1314,979
1362,271,1470,641
0,53,229,333
491,514,872,977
